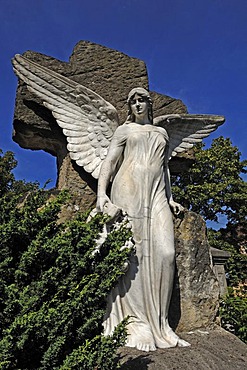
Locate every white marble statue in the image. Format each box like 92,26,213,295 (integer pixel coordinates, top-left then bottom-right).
12,54,224,351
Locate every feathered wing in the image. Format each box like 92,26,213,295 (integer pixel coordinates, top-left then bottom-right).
12,54,119,179
154,114,225,160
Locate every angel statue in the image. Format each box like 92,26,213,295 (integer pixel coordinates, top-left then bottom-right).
12,54,224,351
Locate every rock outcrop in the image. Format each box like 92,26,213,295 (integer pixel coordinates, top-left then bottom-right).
172,211,219,331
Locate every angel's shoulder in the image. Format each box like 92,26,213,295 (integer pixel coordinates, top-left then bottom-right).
113,123,130,136
155,125,169,141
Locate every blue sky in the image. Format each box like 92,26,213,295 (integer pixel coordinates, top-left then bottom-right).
1,0,247,191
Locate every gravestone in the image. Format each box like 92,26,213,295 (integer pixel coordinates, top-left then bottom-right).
12,40,219,333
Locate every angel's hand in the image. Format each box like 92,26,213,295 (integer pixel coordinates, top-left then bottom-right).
96,194,111,213
97,194,121,220
169,200,184,216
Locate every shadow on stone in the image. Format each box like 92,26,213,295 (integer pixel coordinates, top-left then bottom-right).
72,161,98,194
120,354,154,369
24,99,56,125
169,262,181,331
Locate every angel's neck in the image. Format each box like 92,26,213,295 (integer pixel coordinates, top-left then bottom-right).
134,116,152,125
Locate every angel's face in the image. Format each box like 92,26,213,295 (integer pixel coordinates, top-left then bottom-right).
130,93,149,121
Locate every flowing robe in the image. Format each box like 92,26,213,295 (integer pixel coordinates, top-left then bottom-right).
103,122,179,351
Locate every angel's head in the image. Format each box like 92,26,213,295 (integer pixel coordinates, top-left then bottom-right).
126,87,153,124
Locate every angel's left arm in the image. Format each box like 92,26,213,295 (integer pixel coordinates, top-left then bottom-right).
164,149,184,216
164,164,173,204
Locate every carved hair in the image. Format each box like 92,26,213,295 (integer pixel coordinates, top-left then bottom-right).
126,87,153,124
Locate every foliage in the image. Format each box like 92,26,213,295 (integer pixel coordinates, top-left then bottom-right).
220,287,247,344
0,150,131,369
0,149,39,228
0,149,38,197
171,137,247,224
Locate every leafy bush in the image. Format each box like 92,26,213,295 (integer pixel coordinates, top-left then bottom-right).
0,189,132,369
220,287,247,344
171,137,247,224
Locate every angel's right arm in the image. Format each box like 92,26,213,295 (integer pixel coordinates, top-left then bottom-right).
97,127,126,211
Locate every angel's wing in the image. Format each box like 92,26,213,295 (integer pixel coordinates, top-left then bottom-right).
154,114,225,160
12,54,119,179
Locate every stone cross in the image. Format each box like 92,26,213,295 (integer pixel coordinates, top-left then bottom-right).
13,40,191,209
